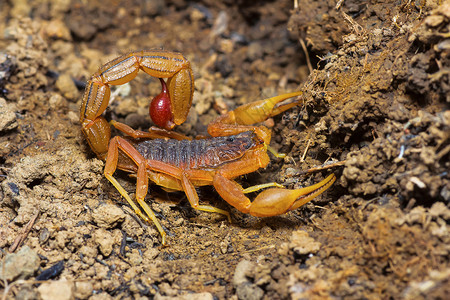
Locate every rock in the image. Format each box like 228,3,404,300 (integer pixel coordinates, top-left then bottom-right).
74,281,93,299
89,292,113,300
93,228,114,257
37,279,74,300
289,230,321,255
155,292,214,300
143,0,165,16
127,249,143,267
0,97,18,132
0,246,40,281
236,283,264,300
233,260,255,286
41,19,72,40
247,42,264,61
233,260,264,300
55,73,78,101
10,0,30,16
91,203,126,229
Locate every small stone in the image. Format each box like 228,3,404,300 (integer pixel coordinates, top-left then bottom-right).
89,292,113,300
78,245,98,266
190,7,206,22
236,283,264,300
56,73,78,101
143,0,165,16
233,260,255,286
42,19,72,40
93,228,114,257
49,93,65,109
155,292,214,300
247,42,264,61
67,110,79,124
429,202,450,219
74,281,93,299
425,15,444,27
211,11,228,37
143,247,160,260
289,230,321,255
91,203,126,229
233,260,264,300
0,98,18,132
38,279,74,300
0,246,40,281
127,249,143,266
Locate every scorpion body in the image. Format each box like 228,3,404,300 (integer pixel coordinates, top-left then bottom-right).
132,131,260,170
80,50,336,245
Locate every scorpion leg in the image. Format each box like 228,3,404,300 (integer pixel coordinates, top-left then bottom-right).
104,136,167,245
179,172,231,222
111,120,191,141
126,158,232,221
105,136,231,243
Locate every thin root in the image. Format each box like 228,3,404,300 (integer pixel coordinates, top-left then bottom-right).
9,211,39,252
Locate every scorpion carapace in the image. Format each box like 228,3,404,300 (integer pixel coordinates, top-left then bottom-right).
133,131,261,170
80,50,336,245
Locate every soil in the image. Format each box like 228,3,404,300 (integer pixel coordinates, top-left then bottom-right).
0,0,449,299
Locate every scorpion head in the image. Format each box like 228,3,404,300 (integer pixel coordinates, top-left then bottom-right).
212,131,263,164
227,131,263,150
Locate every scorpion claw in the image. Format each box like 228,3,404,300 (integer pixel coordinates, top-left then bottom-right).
248,174,336,217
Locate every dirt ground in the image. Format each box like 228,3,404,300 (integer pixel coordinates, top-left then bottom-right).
0,0,449,299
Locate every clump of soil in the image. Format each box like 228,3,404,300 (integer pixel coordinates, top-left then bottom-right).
0,0,448,299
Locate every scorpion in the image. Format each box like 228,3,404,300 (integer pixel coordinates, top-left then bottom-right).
80,50,336,245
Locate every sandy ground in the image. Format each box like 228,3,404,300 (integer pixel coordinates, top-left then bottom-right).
0,0,449,299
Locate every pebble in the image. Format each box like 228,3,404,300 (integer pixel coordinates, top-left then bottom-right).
425,15,444,27
247,42,264,61
143,0,165,16
56,73,78,101
74,281,93,299
91,203,126,229
233,260,255,286
289,230,321,255
127,249,143,267
0,97,18,132
93,228,114,257
41,19,72,40
0,246,40,281
233,260,264,300
236,283,264,300
37,279,74,300
10,0,31,16
211,11,228,37
155,292,214,300
90,292,114,300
